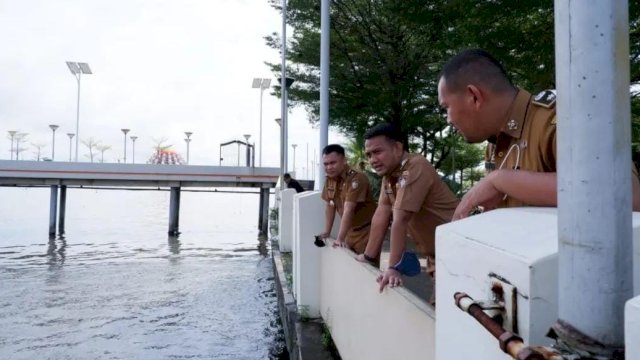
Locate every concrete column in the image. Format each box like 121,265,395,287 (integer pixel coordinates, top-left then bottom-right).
259,187,270,234
168,187,181,235
278,189,296,252
293,191,324,317
58,185,67,235
258,188,265,228
48,185,58,236
555,0,631,350
318,0,330,190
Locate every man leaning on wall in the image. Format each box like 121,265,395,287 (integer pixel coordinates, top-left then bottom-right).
437,48,640,219
320,144,377,255
356,123,459,305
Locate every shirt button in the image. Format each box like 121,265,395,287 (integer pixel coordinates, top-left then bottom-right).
497,152,503,157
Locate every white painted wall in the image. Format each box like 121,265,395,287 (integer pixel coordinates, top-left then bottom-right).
319,244,435,360
278,188,296,252
293,191,325,317
436,208,559,360
436,208,640,359
626,296,640,358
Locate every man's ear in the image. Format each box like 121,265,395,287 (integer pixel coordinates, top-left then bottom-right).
466,84,484,110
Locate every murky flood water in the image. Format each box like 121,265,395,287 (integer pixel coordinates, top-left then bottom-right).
0,187,286,359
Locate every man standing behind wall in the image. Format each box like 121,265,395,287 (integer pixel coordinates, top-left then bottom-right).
357,123,459,299
437,49,640,219
320,144,377,254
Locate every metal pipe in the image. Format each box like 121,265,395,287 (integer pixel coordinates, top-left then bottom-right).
554,0,631,351
454,292,547,360
318,0,330,190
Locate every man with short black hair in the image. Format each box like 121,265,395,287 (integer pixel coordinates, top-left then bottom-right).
320,144,376,254
283,173,304,193
438,48,640,218
358,123,459,299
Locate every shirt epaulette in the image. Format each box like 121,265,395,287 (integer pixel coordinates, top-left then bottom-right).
531,90,556,109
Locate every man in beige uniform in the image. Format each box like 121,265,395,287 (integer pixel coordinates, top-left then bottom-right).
437,49,640,218
357,123,459,296
320,144,376,254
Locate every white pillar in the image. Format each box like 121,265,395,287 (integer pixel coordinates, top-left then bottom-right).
279,188,296,252
318,0,330,190
555,0,631,348
625,296,640,358
293,191,324,317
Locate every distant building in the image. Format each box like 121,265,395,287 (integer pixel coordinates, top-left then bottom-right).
147,148,185,165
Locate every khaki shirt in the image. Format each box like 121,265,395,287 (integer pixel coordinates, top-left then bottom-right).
321,166,376,229
380,154,459,257
485,89,557,208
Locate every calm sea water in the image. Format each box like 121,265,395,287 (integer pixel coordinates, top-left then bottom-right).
0,186,286,359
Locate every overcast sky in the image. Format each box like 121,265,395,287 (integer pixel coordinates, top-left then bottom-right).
0,0,342,178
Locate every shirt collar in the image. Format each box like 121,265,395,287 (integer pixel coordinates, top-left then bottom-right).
498,88,531,139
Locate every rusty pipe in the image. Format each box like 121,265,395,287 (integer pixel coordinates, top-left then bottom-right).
454,292,547,360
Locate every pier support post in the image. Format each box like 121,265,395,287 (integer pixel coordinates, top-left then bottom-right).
168,187,181,235
258,188,265,228
49,185,58,236
259,187,270,234
58,185,67,235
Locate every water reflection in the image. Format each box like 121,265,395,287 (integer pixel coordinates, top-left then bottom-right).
257,233,269,257
46,235,67,267
168,235,181,255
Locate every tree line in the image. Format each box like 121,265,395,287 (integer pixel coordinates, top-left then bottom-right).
265,0,640,192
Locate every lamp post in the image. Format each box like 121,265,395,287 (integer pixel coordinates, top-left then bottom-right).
49,125,59,160
65,61,92,161
184,131,193,164
291,143,298,174
8,130,16,160
121,129,130,163
243,134,251,167
130,136,138,164
66,133,75,161
251,78,271,167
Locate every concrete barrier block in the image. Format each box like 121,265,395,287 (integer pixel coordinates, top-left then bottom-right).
626,296,640,358
279,189,296,252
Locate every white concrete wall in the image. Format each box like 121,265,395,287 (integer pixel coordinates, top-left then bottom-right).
319,244,436,360
436,208,559,360
626,296,640,358
293,191,325,317
436,209,640,359
278,188,296,252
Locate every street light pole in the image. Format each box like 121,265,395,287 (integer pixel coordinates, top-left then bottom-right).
243,134,251,167
8,131,16,160
252,78,271,167
184,132,193,164
65,61,92,162
292,143,297,174
49,125,59,160
121,129,130,163
130,136,138,164
67,133,75,161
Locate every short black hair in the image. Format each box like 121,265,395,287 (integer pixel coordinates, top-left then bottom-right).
283,173,292,179
440,49,514,93
364,123,407,150
322,144,345,156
